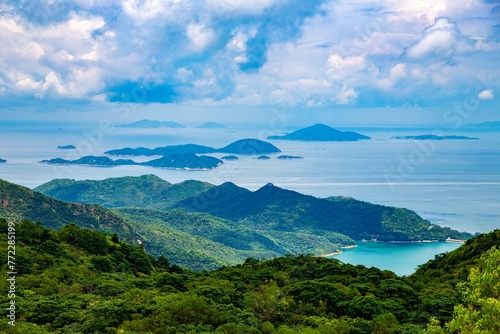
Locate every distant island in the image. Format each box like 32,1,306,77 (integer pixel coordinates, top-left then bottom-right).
217,139,281,155
106,138,281,156
41,154,222,170
141,153,222,170
277,155,303,159
0,158,6,163
465,121,500,128
57,145,76,149
257,155,271,160
196,122,227,129
267,123,370,141
41,156,136,167
105,144,216,156
116,119,186,128
221,155,239,160
392,135,479,140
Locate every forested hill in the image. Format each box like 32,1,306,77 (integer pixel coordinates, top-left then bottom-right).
175,182,472,242
35,175,213,209
32,176,472,270
0,219,498,333
0,179,137,242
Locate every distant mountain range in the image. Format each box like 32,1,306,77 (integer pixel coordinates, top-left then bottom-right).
116,119,186,128
196,122,227,128
393,135,479,140
268,123,370,141
31,175,472,270
105,138,281,156
0,158,5,163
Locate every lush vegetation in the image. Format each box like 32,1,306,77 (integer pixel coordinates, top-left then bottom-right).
175,182,471,242
118,208,354,270
32,176,472,270
35,175,213,210
0,179,138,242
267,124,370,141
0,219,498,333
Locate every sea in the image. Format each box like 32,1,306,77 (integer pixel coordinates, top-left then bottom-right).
1,120,499,276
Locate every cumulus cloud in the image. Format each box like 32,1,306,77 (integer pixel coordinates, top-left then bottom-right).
478,89,494,100
1,0,499,109
405,18,460,59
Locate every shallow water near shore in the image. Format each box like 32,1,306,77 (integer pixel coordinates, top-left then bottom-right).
330,242,462,276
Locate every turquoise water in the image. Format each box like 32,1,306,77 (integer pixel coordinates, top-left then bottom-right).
331,242,462,276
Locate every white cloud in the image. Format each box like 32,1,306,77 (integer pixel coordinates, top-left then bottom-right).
478,90,494,100
187,23,216,51
336,86,358,105
122,0,188,21
326,54,366,81
1,0,499,108
406,18,459,59
206,0,281,15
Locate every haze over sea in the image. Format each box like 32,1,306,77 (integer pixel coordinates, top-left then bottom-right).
1,120,499,275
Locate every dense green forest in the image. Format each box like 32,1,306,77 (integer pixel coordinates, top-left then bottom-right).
0,219,498,333
30,175,473,270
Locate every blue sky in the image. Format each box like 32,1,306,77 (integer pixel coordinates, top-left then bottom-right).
1,0,499,125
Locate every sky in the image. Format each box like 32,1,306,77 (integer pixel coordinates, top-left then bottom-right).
1,0,499,126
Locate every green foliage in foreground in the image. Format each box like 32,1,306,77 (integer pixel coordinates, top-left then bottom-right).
0,219,498,333
424,247,500,334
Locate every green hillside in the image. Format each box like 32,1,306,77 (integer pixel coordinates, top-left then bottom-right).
175,182,471,242
0,179,137,242
35,175,213,210
33,176,472,270
0,219,498,333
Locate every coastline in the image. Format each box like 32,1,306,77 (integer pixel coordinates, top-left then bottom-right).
319,244,358,257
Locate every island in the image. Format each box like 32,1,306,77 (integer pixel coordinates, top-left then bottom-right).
106,138,281,156
465,121,500,129
277,155,303,159
57,145,76,149
196,122,227,129
0,158,6,163
267,123,370,141
217,139,281,155
141,153,222,170
257,155,271,160
392,135,479,140
105,144,216,156
221,155,239,160
116,119,186,128
40,154,222,170
41,156,136,167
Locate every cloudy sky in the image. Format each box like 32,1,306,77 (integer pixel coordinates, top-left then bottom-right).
1,0,499,125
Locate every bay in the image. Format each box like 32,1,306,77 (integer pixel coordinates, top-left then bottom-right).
330,242,463,276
